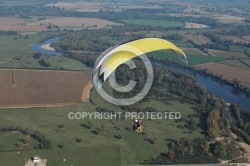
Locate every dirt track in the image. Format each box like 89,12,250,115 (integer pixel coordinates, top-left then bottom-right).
230,130,250,162
82,80,93,103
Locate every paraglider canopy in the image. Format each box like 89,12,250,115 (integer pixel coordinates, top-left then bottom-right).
93,38,188,89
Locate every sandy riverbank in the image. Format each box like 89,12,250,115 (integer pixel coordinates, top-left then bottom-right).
40,43,55,51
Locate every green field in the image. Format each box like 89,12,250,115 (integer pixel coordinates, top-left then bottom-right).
246,49,250,55
174,41,194,48
230,45,249,53
167,28,235,35
185,49,207,55
148,50,226,65
239,58,250,67
144,31,165,38
123,19,184,27
209,50,248,58
0,104,122,165
0,33,90,71
0,145,121,166
0,84,205,165
89,86,205,164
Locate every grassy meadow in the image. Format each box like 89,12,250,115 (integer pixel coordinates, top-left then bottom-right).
0,32,90,71
148,50,227,65
0,84,206,165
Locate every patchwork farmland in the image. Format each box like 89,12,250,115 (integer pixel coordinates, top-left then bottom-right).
46,2,162,12
0,17,122,32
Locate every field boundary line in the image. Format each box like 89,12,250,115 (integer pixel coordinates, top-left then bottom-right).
238,58,250,68
0,102,81,109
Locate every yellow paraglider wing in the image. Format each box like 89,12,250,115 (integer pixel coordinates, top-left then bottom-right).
93,38,187,88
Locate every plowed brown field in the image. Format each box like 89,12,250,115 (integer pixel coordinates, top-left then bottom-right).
196,63,250,86
0,69,91,108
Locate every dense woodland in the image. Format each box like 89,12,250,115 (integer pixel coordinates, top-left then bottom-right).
143,138,220,164
52,27,163,52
